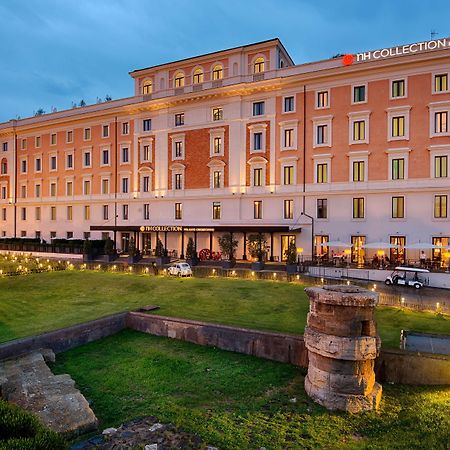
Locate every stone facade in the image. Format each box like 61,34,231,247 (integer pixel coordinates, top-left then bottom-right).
304,285,382,413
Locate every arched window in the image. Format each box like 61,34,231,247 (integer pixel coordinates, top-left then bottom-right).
193,68,204,84
254,57,265,73
174,72,185,88
142,80,152,94
0,159,7,175
212,64,223,80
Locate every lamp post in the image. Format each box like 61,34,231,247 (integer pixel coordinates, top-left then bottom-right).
301,212,315,263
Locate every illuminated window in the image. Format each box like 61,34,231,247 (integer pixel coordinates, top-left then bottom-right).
83,180,91,195
174,72,185,88
392,79,405,98
352,161,365,182
67,206,73,221
435,156,448,178
144,204,150,220
253,168,262,186
122,205,128,220
434,74,448,93
284,199,293,219
284,129,294,147
435,112,448,133
352,198,365,219
392,196,405,219
212,202,221,220
283,165,294,185
212,64,223,80
102,179,109,194
143,145,150,161
316,163,328,183
212,107,223,121
353,120,365,141
392,116,405,137
253,200,262,219
51,206,57,221
174,173,183,190
253,57,265,73
317,91,329,108
142,80,152,94
213,136,222,154
213,170,221,188
193,68,203,84
175,202,182,220
434,195,447,218
392,158,405,180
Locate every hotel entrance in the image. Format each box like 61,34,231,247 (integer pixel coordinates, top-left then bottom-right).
351,235,366,266
281,235,296,261
121,233,130,253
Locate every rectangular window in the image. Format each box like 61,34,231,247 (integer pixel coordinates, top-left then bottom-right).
21,138,27,150
35,184,41,197
317,199,328,219
392,196,405,218
174,141,183,158
102,149,109,165
392,116,405,137
143,203,150,220
20,185,26,198
434,74,448,93
21,159,27,173
252,101,265,116
50,133,57,145
284,96,294,112
102,178,109,194
316,163,328,183
353,197,365,219
1,208,6,221
35,136,41,147
122,177,129,193
122,122,129,135
435,112,448,133
122,147,129,163
212,107,223,121
102,205,108,220
435,155,448,178
253,168,262,186
66,153,73,169
317,91,329,108
392,158,405,180
174,173,183,190
122,204,128,220
51,206,57,221
352,161,365,182
50,182,57,197
67,205,73,221
83,205,89,220
284,199,293,219
35,157,41,172
353,120,365,141
66,181,73,196
67,130,73,143
317,124,327,145
143,145,150,161
253,200,262,219
83,151,91,167
102,125,109,138
83,180,91,195
21,207,26,220
392,80,405,98
213,136,222,154
283,165,294,185
84,128,91,140
1,186,6,199
143,176,150,192
212,202,221,220
175,113,184,126
434,195,448,218
67,231,73,239
2,142,8,152
353,85,366,103
213,171,221,188
35,207,40,221
143,119,152,131
253,132,262,151
175,202,182,220
50,155,57,170
284,128,293,147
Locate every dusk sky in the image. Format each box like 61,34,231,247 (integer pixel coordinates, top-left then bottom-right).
1,0,449,123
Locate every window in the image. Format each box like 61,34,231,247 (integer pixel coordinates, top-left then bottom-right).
83,232,90,240
102,205,109,220
392,196,405,218
142,176,150,192
35,136,41,147
174,141,183,159
50,155,57,171
20,185,26,198
253,101,265,116
102,178,109,194
392,158,405,180
353,85,366,103
352,161,365,182
67,130,73,143
253,200,262,219
212,202,221,219
143,119,152,132
174,72,185,87
144,203,150,220
84,128,91,140
83,180,91,195
122,204,128,220
122,147,129,163
1,186,6,199
102,125,109,138
253,168,262,186
35,207,40,221
212,107,223,121
212,65,223,80
122,122,129,135
316,163,328,183
283,165,294,185
317,124,328,145
435,74,448,93
284,96,294,112
51,206,57,221
66,153,73,169
143,144,150,161
83,205,89,220
434,195,447,218
175,113,184,126
50,133,57,145
435,155,448,178
21,207,26,221
193,68,203,84
102,149,109,165
143,80,152,94
317,199,327,219
317,90,329,108
21,138,27,150
21,159,27,173
66,181,73,196
2,142,7,152
0,160,6,174
353,198,365,219
435,112,448,133
284,129,293,148
283,199,293,219
1,208,5,221
213,136,222,154
353,120,365,141
35,184,41,197
175,202,182,220
122,177,129,193
174,173,183,190
34,157,41,172
66,232,73,239
392,116,405,137
253,132,263,151
213,171,221,188
254,57,265,73
50,182,57,197
67,206,73,221
392,79,405,98
83,151,91,167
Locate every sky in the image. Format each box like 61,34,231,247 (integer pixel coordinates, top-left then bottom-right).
0,0,449,123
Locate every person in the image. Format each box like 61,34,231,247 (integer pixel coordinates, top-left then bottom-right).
372,254,379,268
420,251,426,267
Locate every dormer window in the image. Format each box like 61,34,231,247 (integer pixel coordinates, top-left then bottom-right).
174,72,185,88
212,64,223,80
193,68,204,84
142,80,152,94
254,57,265,73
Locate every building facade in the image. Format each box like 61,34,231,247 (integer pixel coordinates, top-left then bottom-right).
0,37,449,263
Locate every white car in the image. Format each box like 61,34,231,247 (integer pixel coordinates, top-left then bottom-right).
385,266,429,289
167,262,193,277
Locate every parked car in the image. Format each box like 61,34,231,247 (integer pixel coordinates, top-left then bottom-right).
384,266,429,289
167,262,193,277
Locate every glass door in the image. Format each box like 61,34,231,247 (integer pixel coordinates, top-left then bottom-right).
390,236,406,265
314,235,329,262
351,235,366,266
281,235,296,262
121,233,130,253
142,233,152,255
432,237,449,267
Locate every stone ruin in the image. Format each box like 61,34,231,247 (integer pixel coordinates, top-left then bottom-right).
304,284,382,413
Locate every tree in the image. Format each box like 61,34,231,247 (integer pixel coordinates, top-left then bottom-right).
285,240,297,265
218,233,238,261
247,233,267,262
82,238,92,255
104,237,115,256
155,238,165,257
128,237,138,257
185,237,197,260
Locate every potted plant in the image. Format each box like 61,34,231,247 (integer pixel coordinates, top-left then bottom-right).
248,233,267,271
218,232,238,269
127,237,141,264
82,238,94,262
155,238,170,266
185,237,199,266
101,237,116,262
285,240,298,274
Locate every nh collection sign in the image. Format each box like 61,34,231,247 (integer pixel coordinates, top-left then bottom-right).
342,38,450,66
139,225,215,232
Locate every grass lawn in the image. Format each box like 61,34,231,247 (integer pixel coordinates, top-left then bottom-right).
0,271,448,348
52,329,450,450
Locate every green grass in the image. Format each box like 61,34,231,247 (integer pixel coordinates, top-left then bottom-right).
53,330,450,450
0,271,448,348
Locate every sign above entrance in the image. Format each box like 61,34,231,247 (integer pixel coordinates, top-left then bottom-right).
139,225,215,233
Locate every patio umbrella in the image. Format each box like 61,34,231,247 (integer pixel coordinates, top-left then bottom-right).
404,242,449,249
361,242,399,249
319,241,353,247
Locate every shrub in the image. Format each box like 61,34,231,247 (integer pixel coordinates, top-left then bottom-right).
82,239,92,255
128,237,139,257
247,234,267,262
185,237,197,260
104,237,115,256
155,238,165,257
285,241,298,265
218,233,238,261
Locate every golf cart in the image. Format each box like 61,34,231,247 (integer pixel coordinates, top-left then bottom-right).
384,266,429,289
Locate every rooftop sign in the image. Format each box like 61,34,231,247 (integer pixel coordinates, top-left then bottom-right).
342,38,450,65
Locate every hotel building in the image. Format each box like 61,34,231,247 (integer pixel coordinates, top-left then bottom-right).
0,37,449,263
